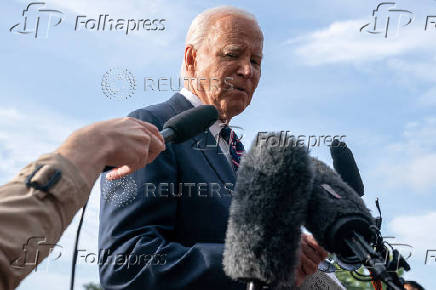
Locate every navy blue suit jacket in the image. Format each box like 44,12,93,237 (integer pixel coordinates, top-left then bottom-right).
98,93,245,290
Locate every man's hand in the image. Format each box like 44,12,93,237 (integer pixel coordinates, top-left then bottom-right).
295,234,328,287
57,117,165,187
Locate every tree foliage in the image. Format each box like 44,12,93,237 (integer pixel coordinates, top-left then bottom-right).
335,266,404,290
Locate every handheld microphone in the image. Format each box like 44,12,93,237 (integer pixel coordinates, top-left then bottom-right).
103,105,218,172
223,134,314,290
330,140,364,197
161,104,218,143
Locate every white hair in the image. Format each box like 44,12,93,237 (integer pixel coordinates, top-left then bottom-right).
180,6,262,77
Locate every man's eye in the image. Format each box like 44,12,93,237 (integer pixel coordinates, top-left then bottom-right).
225,53,237,58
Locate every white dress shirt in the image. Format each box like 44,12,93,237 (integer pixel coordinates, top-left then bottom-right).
179,88,232,165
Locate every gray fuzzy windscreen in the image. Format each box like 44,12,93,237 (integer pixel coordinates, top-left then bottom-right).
223,133,314,290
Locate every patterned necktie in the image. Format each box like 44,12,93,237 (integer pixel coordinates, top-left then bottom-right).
219,125,245,173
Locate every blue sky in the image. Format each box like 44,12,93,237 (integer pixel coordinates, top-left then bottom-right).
1,0,436,289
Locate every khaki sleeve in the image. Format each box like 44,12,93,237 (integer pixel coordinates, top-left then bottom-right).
0,152,92,290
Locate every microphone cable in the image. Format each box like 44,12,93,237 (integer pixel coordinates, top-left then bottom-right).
70,201,88,290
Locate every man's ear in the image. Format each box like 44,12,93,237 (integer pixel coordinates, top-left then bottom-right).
184,45,197,74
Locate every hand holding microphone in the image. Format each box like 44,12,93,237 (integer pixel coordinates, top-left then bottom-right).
58,105,218,185
57,117,165,186
102,117,166,180
102,105,218,179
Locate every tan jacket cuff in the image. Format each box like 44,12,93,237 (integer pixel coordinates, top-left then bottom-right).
12,152,92,224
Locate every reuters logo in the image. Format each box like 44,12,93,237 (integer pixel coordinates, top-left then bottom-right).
101,67,136,100
102,175,137,208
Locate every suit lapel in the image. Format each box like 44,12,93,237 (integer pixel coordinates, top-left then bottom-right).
192,130,236,185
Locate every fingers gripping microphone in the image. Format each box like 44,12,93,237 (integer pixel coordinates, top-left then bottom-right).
223,134,314,290
330,140,364,197
305,158,375,264
103,105,218,172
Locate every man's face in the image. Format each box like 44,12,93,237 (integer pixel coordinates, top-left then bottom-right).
190,15,263,121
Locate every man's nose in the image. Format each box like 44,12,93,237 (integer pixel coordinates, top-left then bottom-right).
237,59,254,79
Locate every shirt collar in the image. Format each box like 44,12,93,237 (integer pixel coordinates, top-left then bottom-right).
180,87,203,108
179,87,227,140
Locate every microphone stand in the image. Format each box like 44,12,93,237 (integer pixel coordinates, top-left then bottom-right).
344,231,404,290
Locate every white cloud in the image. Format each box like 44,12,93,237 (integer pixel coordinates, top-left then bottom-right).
386,57,436,83
12,0,196,73
287,18,436,66
372,117,436,193
389,211,436,253
0,108,24,121
382,57,436,108
0,107,83,180
387,212,436,290
392,117,436,154
380,153,436,192
387,211,436,287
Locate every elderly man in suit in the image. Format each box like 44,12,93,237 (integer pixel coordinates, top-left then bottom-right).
98,6,327,290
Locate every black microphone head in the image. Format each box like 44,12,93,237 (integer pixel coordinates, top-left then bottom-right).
163,105,218,144
305,158,375,264
330,140,364,196
223,133,314,289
